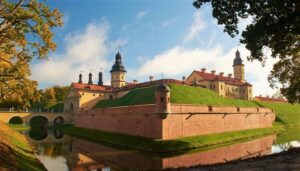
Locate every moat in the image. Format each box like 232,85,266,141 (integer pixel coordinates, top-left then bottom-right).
23,127,300,171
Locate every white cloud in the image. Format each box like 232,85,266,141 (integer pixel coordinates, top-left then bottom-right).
30,21,113,86
162,18,177,27
134,45,278,96
184,11,206,42
136,10,148,20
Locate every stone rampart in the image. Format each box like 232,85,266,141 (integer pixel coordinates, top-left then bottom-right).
74,103,275,140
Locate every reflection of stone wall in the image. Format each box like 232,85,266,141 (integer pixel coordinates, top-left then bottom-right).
75,104,275,139
69,135,276,170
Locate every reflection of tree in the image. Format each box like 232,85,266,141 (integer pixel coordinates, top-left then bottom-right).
40,143,64,158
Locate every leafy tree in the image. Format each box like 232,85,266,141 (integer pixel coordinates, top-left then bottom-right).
193,0,300,103
0,0,63,102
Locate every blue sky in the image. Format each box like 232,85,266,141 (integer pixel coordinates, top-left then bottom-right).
30,0,278,96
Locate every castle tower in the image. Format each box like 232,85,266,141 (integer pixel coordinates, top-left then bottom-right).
155,83,171,115
233,50,245,81
110,52,126,88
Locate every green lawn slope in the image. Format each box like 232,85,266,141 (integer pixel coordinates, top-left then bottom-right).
96,86,156,108
254,101,300,126
0,122,45,170
96,84,259,108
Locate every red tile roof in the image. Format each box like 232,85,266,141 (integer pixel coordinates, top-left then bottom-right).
192,71,252,86
71,83,112,92
254,96,287,103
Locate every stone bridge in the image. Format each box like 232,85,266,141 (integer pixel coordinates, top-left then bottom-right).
0,112,73,125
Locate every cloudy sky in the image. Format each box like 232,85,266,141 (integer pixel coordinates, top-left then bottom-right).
30,0,278,96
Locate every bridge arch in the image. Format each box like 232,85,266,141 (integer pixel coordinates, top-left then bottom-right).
29,115,49,127
8,116,24,124
53,116,64,125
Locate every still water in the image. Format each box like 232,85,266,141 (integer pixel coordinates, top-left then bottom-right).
23,128,300,171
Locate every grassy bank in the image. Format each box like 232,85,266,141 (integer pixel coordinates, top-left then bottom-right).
0,122,45,170
255,101,300,126
8,124,29,132
96,84,259,108
31,101,64,112
63,124,284,154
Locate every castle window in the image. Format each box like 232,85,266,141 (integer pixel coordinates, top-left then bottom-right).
93,94,95,96
109,95,113,99
221,85,223,90
82,93,84,95
161,97,164,102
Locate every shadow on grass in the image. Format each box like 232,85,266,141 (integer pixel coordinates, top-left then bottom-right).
0,143,46,171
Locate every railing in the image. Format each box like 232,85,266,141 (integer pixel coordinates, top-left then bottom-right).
0,107,64,113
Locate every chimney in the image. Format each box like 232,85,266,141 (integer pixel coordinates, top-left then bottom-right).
98,71,103,86
182,76,186,83
219,72,224,76
228,73,232,78
201,68,206,73
88,73,93,85
149,76,154,82
78,73,83,84
259,94,262,97
133,79,138,84
211,70,216,75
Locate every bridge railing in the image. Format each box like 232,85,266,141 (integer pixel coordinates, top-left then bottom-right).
0,107,66,113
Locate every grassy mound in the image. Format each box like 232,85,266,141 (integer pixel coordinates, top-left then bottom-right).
254,101,300,126
96,86,156,108
0,122,45,170
96,84,259,108
169,84,258,107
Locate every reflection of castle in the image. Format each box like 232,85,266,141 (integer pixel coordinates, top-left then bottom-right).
186,50,252,100
64,50,252,113
67,135,276,170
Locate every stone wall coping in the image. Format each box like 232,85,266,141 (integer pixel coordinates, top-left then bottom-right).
170,103,270,109
93,103,155,110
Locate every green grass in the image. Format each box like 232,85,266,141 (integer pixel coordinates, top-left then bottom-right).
96,84,259,108
96,86,156,108
0,122,45,170
63,124,284,155
169,84,259,107
31,101,64,112
254,101,300,126
8,124,29,132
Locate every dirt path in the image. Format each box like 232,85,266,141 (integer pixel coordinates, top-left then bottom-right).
169,148,300,171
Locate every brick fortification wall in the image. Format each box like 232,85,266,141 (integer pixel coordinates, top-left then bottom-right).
75,104,163,139
163,105,275,139
74,104,275,140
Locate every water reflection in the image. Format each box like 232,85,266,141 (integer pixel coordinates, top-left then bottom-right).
67,135,276,170
24,128,300,171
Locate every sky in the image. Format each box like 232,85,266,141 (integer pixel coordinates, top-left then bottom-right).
30,0,279,96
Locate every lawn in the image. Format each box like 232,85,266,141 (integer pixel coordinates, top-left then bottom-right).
0,121,45,170
96,84,259,108
96,86,156,108
254,101,300,126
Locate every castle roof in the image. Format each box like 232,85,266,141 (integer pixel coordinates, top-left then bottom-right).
71,82,112,92
110,52,126,73
193,71,252,86
233,50,244,66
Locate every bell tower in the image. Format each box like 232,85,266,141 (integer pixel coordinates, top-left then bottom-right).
110,52,126,88
233,50,245,81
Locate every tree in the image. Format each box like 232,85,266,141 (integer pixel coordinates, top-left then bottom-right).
193,0,300,103
0,0,63,103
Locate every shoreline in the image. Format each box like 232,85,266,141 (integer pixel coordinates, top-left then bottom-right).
169,147,300,171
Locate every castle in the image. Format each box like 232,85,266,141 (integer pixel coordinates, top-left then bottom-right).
64,50,252,113
65,50,275,140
